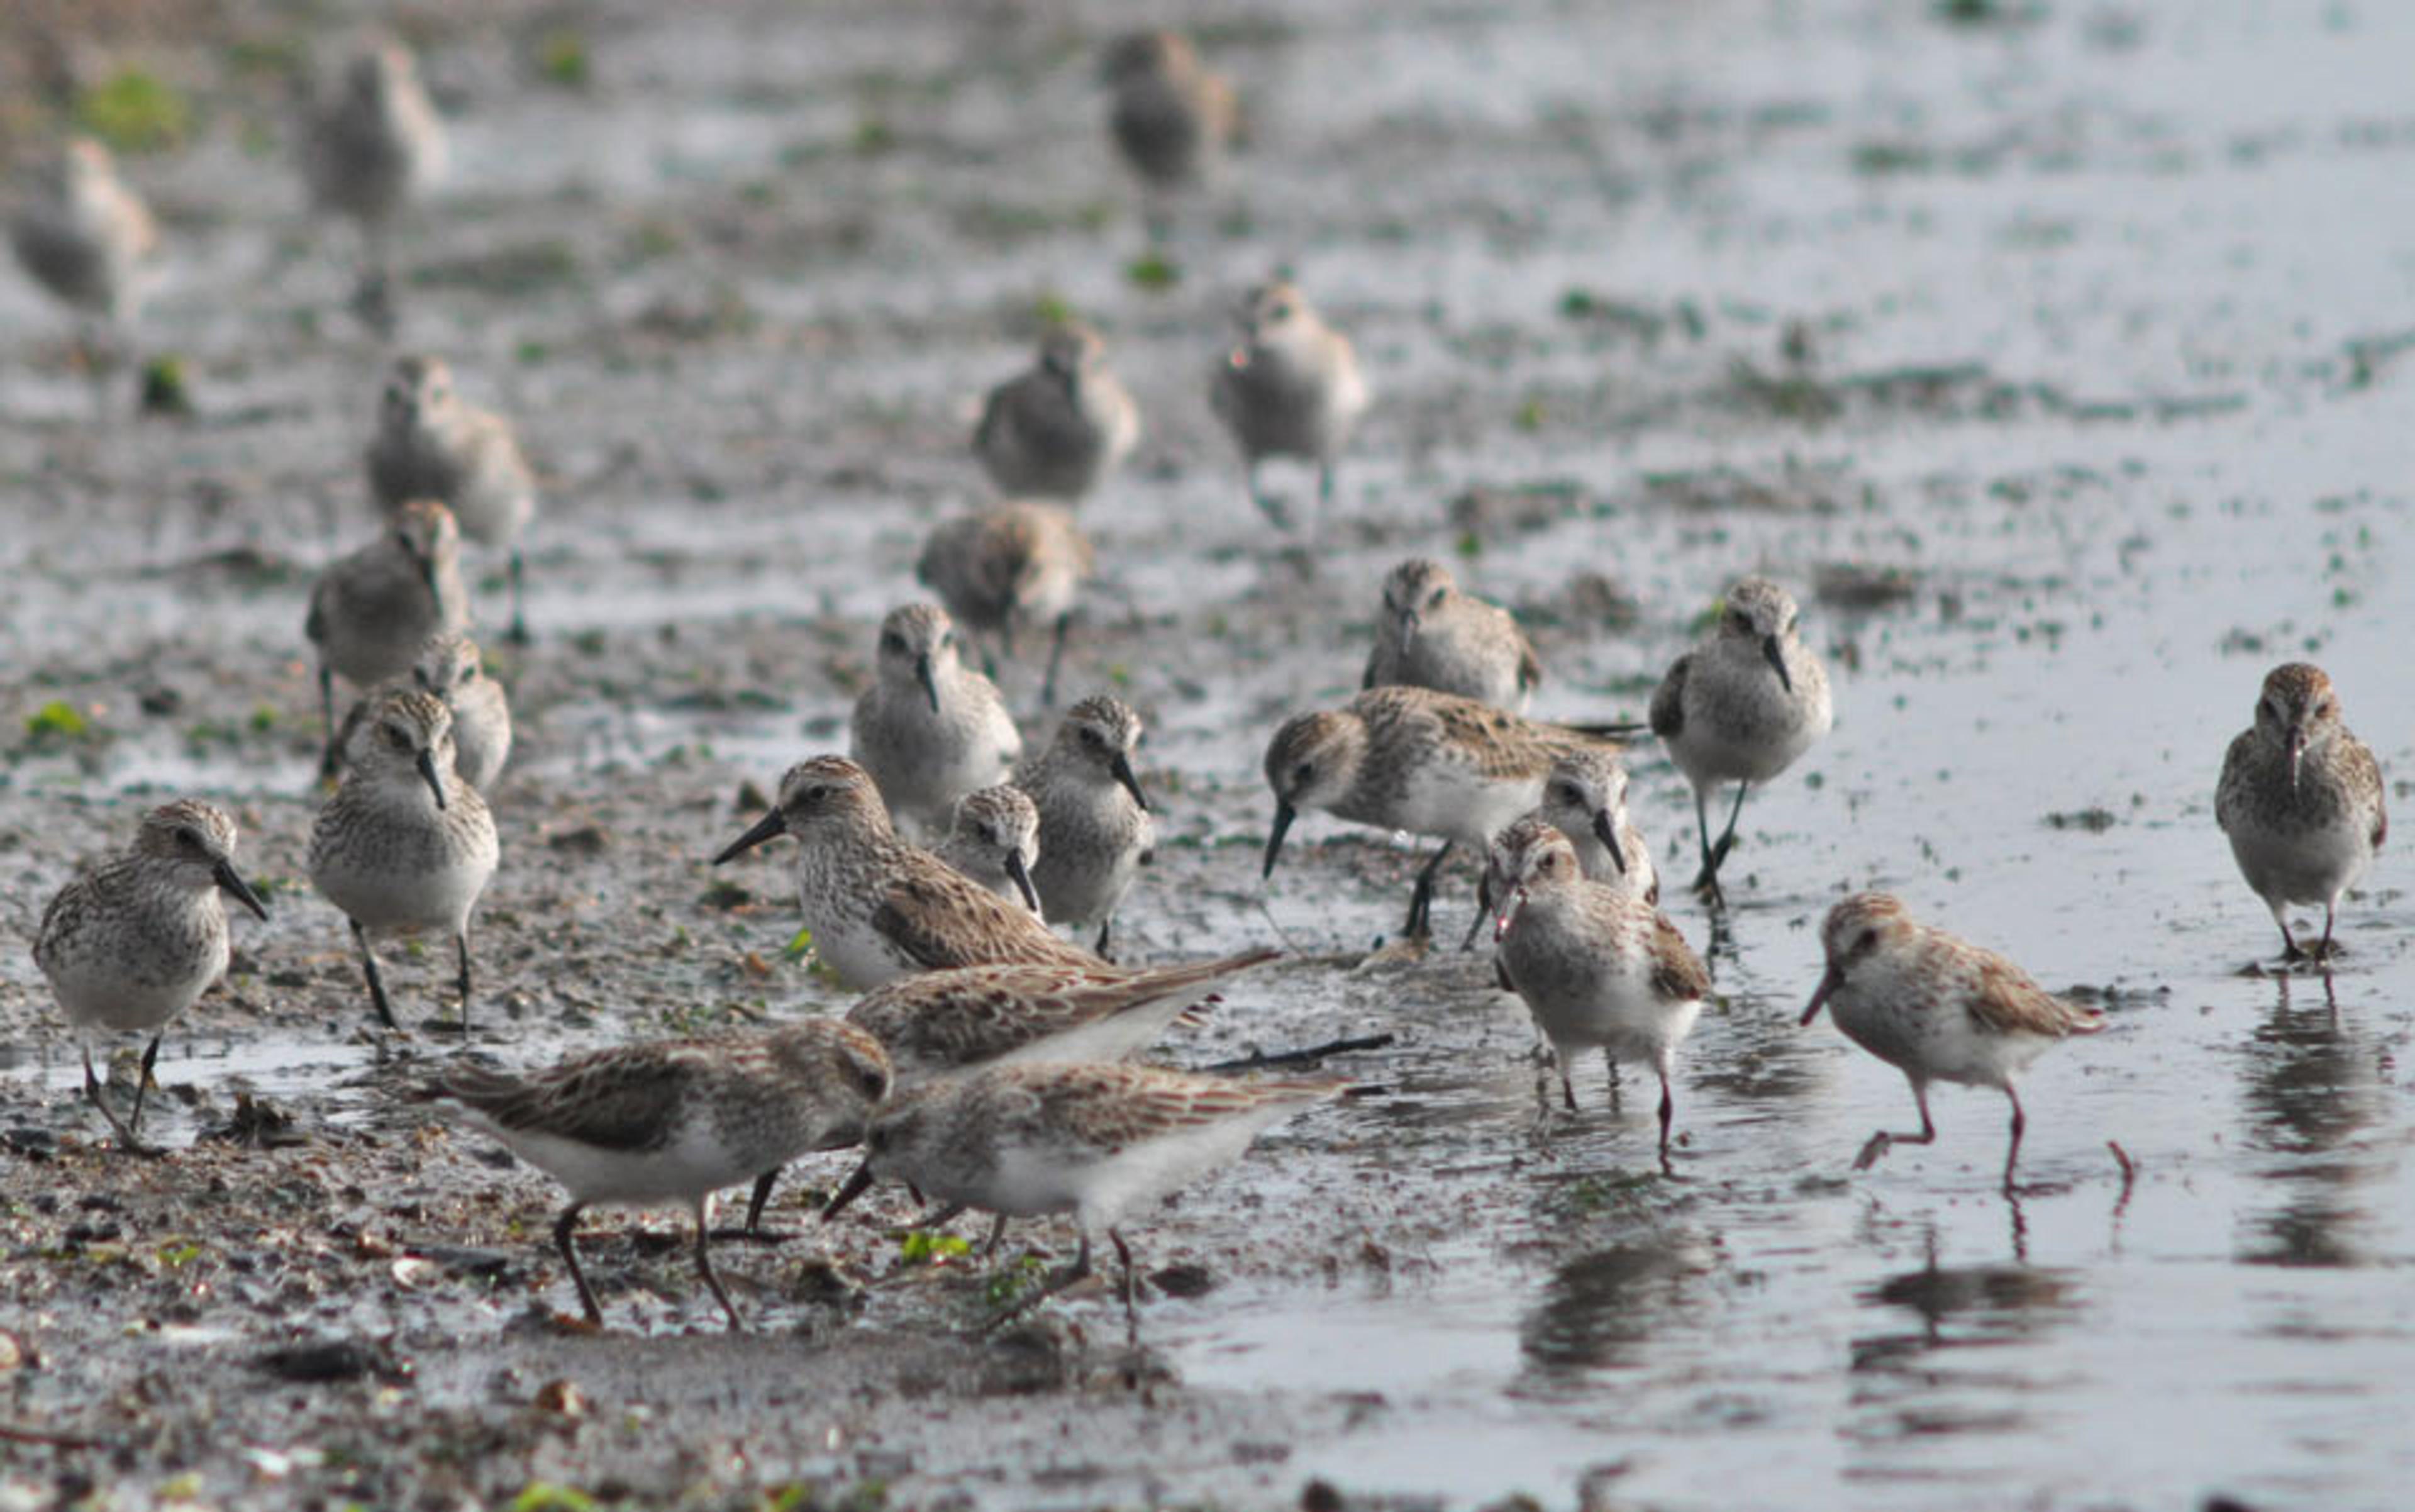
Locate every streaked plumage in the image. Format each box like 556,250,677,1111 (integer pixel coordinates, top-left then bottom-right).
1492,825,1706,1167
1648,575,1832,906
850,604,1022,841
711,756,1097,991
1801,893,2104,1191
34,801,269,1149
2214,663,2385,962
846,1061,1341,1331
421,1020,890,1329
334,630,510,790
934,784,1043,914
308,689,499,1033
1262,685,1630,939
1018,696,1155,957
1363,558,1541,714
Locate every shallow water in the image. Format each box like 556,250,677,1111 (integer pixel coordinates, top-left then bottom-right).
4,0,2414,1508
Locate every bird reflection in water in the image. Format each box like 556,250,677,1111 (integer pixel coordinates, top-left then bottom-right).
1517,1237,1715,1384
2238,971,2382,1269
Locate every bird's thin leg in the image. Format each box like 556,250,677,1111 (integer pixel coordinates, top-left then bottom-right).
2318,901,2341,964
455,930,474,1037
554,1202,602,1325
1458,869,1494,952
506,548,529,645
2001,1086,2026,1196
82,1045,148,1153
743,1169,780,1237
1560,1069,1578,1114
1855,1082,1938,1171
1111,1228,1139,1343
693,1196,745,1331
352,919,398,1030
1041,613,1072,708
128,1033,162,1138
318,664,339,768
1319,462,1338,504
1404,840,1455,939
1604,1052,1621,1112
1708,781,1751,874
1657,1069,1677,1177
983,1214,1009,1258
1094,918,1114,961
1689,789,1723,905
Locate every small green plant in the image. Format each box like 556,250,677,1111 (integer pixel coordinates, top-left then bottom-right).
75,70,192,153
782,926,815,962
898,1230,970,1265
982,1253,1050,1311
535,28,591,88
1031,291,1075,327
26,701,90,740
1124,252,1180,291
511,1485,601,1512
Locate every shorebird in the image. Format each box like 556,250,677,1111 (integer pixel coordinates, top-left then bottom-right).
306,498,470,762
421,1019,890,1329
934,784,1043,915
972,323,1139,503
2215,663,2387,964
916,502,1094,706
1099,30,1239,234
1017,696,1155,957
1801,893,2105,1192
34,801,269,1150
1649,575,1832,906
300,38,445,332
8,137,160,408
1209,279,1368,516
331,630,510,790
850,604,1022,841
1363,557,1541,713
365,355,538,642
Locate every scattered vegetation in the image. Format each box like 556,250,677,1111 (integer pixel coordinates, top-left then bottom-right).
75,70,192,153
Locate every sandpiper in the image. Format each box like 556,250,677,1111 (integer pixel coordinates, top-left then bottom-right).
1099,30,1238,231
935,784,1043,914
301,38,445,332
2215,663,2387,964
835,1062,1343,1333
711,756,1096,990
306,498,470,760
916,502,1094,706
308,689,499,1034
850,604,1022,841
972,324,1140,503
365,355,538,642
1018,696,1155,957
1801,893,2105,1192
1492,824,1706,1168
333,630,511,790
1363,558,1541,714
8,137,160,396
783,950,1276,1243
1649,575,1832,906
1460,750,1657,951
33,801,269,1150
1209,279,1370,514
1262,685,1631,940
420,1019,890,1330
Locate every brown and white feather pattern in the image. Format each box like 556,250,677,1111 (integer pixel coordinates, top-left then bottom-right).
846,950,1275,1081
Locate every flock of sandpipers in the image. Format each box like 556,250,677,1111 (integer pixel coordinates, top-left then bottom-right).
12,25,2387,1338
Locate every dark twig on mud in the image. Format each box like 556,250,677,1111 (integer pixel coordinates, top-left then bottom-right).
2107,1140,2138,1215
1204,1033,1395,1072
0,1421,121,1452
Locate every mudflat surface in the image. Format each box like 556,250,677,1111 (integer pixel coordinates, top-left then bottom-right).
4,1,2414,1508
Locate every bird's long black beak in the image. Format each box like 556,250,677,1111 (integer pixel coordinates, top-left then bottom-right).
1110,752,1150,813
1004,849,1041,914
1800,964,1843,1026
214,860,270,921
1762,635,1792,693
415,749,448,809
821,1159,877,1222
713,808,787,865
1591,810,1628,873
1262,802,1296,879
915,654,940,714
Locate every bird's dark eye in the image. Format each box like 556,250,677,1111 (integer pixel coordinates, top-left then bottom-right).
459,663,478,682
1292,762,1314,784
939,631,954,650
1786,614,1799,634
1855,929,1877,953
1428,589,1446,608
866,1126,889,1152
1550,782,1579,806
177,827,207,853
1081,726,1105,747
858,1066,889,1099
385,725,413,752
1270,301,1294,321
882,633,907,655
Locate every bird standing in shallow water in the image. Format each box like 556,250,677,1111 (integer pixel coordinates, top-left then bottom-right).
1800,892,2104,1194
35,801,269,1151
2215,662,2385,965
1649,575,1831,908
